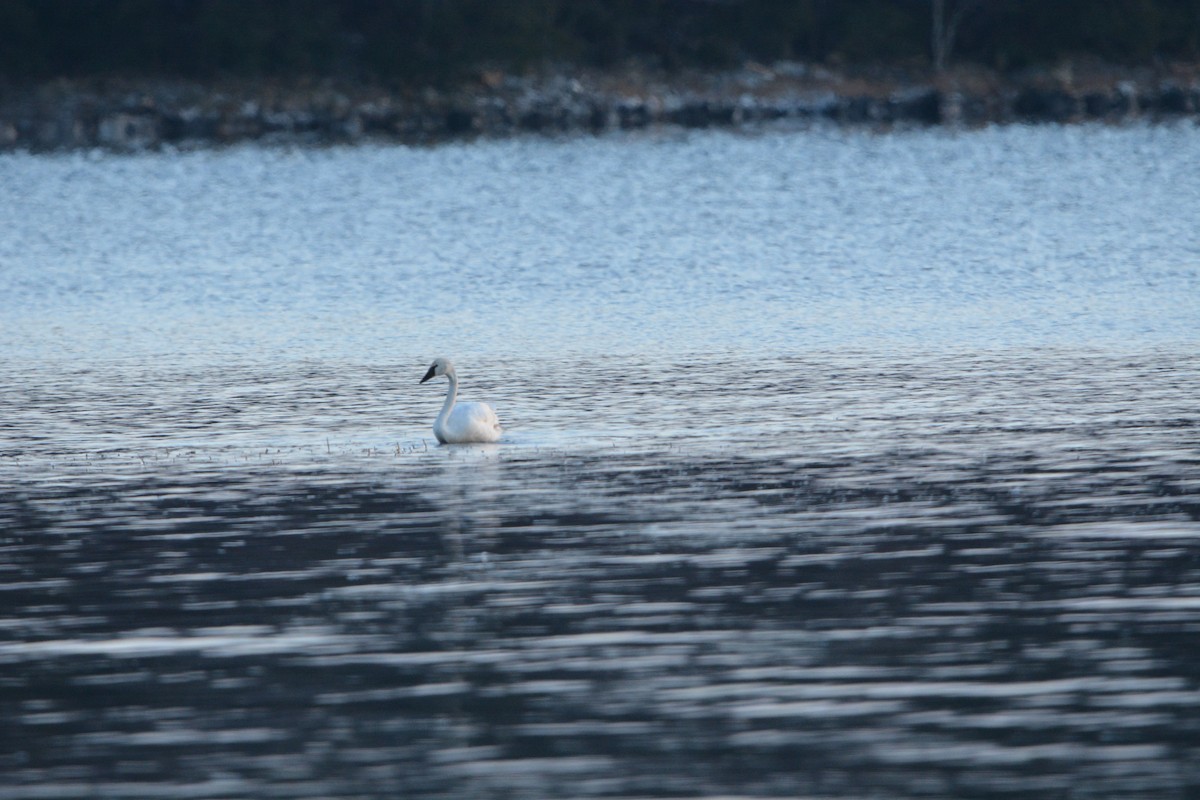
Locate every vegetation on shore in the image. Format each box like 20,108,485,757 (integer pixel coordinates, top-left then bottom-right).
1,1,1198,150
3,0,1198,83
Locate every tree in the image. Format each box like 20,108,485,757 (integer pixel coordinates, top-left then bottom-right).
931,0,982,71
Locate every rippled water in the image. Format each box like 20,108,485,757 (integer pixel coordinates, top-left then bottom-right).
2,124,1199,798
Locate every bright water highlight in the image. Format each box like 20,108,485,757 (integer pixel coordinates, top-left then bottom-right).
3,124,1197,361
1,124,1199,798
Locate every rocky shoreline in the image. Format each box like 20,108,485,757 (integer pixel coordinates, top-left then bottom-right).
3,61,1198,151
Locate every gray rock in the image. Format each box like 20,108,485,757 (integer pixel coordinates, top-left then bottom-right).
98,112,159,149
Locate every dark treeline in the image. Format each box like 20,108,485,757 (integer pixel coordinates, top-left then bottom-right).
2,0,1199,83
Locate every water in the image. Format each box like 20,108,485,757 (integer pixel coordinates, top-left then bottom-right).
2,124,1199,798
4,124,1197,361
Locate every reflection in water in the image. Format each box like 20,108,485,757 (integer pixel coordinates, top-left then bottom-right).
1,352,1198,799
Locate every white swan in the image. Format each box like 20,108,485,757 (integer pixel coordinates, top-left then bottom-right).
419,357,502,444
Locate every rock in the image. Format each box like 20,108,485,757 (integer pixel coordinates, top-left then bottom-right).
1013,86,1080,122
443,107,476,135
2,64,1198,151
1149,84,1192,114
889,87,941,124
474,97,514,134
216,109,262,141
585,103,610,132
617,100,651,129
668,101,735,128
340,114,364,139
97,111,160,149
828,96,882,124
1082,89,1133,118
161,107,219,142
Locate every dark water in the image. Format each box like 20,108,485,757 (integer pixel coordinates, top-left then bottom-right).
2,126,1200,798
3,351,1199,799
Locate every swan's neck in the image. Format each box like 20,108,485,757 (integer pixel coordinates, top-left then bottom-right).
436,373,459,430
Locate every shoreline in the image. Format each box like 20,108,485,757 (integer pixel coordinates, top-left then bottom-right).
3,61,1198,152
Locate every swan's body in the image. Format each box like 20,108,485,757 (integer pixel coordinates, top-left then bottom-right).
420,357,502,444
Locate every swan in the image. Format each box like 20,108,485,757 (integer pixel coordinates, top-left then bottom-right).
419,357,502,444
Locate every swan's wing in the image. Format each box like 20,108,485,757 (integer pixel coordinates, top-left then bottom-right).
447,401,502,441
456,401,500,427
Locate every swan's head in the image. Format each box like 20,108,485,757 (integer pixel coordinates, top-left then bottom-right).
420,357,454,384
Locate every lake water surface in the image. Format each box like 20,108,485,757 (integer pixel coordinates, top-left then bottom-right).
2,124,1199,798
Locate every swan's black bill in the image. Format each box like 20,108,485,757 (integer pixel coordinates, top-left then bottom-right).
420,365,437,384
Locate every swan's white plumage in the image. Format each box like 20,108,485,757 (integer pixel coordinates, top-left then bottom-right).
437,399,501,444
420,357,502,444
